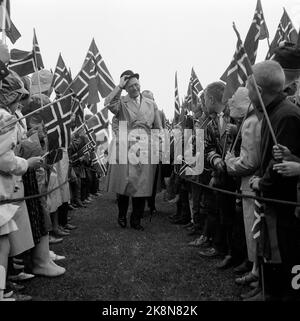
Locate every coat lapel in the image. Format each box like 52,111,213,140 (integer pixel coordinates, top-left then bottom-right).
123,95,140,115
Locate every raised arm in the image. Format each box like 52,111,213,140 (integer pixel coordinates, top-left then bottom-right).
104,75,129,115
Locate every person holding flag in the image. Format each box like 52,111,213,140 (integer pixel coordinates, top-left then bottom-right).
248,60,300,301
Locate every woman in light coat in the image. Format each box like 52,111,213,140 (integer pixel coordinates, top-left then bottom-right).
0,73,43,297
225,87,262,285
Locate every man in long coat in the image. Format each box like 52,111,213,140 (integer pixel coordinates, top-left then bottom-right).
248,60,300,301
104,70,162,230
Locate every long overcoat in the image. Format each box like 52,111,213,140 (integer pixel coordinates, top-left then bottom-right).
105,94,161,197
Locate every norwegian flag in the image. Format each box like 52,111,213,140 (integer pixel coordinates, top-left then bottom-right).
71,98,84,129
266,8,298,59
86,108,109,141
71,57,99,105
83,124,96,147
33,29,44,70
244,0,269,65
174,71,180,124
0,0,21,44
221,0,268,82
84,38,115,98
41,95,73,151
251,193,271,260
9,49,36,76
86,103,98,114
222,23,253,103
91,150,107,176
9,30,44,76
51,53,72,96
189,68,203,101
252,198,263,239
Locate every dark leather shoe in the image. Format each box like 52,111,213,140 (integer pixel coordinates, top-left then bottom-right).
216,255,233,269
118,217,127,228
131,224,144,231
187,227,202,236
240,287,262,300
234,260,253,275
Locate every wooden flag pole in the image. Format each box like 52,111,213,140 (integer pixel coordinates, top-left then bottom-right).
32,28,45,108
1,0,7,44
232,22,277,146
250,74,277,145
0,92,73,133
230,102,252,153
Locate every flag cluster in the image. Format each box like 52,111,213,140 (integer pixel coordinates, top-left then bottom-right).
222,24,253,103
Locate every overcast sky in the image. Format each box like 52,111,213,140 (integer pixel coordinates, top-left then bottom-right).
10,0,300,119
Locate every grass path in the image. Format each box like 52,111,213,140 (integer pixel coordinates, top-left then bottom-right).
25,191,242,301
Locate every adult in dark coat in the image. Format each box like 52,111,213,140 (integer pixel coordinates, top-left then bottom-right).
248,60,300,301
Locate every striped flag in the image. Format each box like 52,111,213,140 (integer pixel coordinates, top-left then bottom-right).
33,29,44,70
8,30,44,76
86,108,109,140
251,193,271,260
244,0,269,65
222,23,253,103
91,149,107,176
86,103,98,114
83,123,97,148
71,58,99,105
9,49,36,76
84,38,115,98
41,95,73,151
174,71,180,124
190,68,203,98
221,0,268,81
252,198,263,239
266,8,298,59
51,53,72,96
0,0,21,44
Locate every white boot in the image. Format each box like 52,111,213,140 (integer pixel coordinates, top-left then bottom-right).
31,235,66,277
0,265,15,301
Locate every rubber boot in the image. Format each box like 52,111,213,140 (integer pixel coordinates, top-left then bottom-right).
31,234,66,277
0,266,15,301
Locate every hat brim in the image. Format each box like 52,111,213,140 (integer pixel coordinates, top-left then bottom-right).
15,86,29,95
127,73,139,81
30,83,51,95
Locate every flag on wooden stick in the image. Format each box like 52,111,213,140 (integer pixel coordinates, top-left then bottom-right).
9,30,44,76
222,23,253,103
84,38,115,98
0,0,21,44
71,58,99,105
174,71,180,124
266,8,298,59
51,53,72,96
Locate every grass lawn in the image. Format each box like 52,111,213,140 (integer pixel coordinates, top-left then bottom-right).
24,190,244,301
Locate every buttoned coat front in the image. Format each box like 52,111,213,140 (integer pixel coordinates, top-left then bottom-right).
105,94,161,197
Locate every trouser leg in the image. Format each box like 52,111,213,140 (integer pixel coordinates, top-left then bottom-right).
117,194,129,219
131,197,146,226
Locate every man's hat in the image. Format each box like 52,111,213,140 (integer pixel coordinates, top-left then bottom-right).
120,70,139,81
31,70,53,95
273,41,300,69
2,71,29,96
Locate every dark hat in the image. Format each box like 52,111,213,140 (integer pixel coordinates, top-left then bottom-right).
120,70,139,81
273,41,300,69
